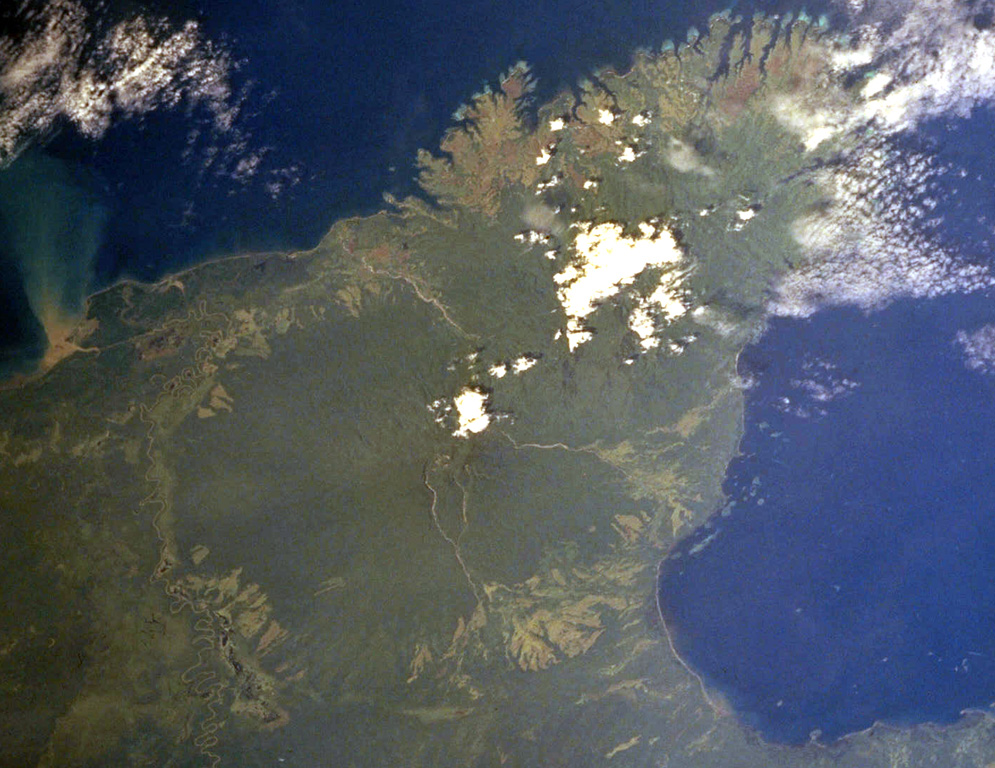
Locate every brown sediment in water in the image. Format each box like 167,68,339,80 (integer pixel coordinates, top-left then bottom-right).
0,306,98,391
41,314,85,370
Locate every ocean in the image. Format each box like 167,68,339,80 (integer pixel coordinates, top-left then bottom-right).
657,102,995,744
0,0,835,376
659,296,995,743
9,0,995,748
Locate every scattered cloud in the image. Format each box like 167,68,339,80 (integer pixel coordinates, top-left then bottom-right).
0,0,239,166
790,360,860,403
767,0,995,318
554,221,685,351
955,325,995,374
771,140,992,318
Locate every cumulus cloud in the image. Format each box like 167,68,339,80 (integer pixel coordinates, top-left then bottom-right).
766,0,995,319
770,139,993,317
840,0,995,132
0,0,239,165
553,220,685,351
452,387,491,438
955,325,995,374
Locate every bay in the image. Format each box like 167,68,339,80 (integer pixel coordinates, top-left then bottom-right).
659,292,995,744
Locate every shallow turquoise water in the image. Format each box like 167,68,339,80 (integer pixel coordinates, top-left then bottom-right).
0,0,837,374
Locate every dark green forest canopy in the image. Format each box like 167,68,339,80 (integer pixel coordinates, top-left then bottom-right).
3,12,995,768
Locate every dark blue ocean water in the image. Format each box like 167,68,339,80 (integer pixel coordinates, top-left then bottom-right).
8,0,995,745
657,106,995,744
0,0,835,374
901,107,995,258
658,291,995,743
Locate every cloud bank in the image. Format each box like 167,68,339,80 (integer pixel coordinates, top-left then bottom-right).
769,0,995,318
0,0,239,166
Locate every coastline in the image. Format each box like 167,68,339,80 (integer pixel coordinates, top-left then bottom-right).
655,543,995,751
0,8,756,392
5,4,995,764
0,245,301,391
654,317,995,752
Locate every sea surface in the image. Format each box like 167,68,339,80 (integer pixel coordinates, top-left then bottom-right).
658,106,995,744
0,0,834,375
30,0,995,746
7,0,995,748
905,108,995,259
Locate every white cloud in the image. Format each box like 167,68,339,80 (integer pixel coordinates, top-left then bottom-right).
628,277,688,350
779,0,995,148
770,140,993,317
861,71,892,99
956,325,995,374
554,221,685,351
766,2,995,319
0,0,238,165
511,355,537,373
771,98,845,152
453,388,491,438
848,0,995,132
